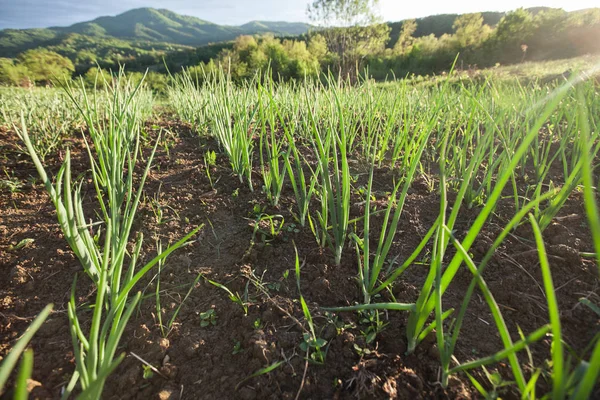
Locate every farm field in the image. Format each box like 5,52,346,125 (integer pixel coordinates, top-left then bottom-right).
1,68,600,399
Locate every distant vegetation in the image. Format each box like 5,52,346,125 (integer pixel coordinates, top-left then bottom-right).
0,6,599,87
0,8,312,57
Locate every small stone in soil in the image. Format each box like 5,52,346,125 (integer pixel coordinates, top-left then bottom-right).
158,389,175,400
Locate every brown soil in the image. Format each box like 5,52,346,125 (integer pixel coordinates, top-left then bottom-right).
1,120,599,400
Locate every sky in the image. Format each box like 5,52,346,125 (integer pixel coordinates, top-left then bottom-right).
0,0,598,30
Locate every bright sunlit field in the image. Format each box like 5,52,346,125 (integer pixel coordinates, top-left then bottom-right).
1,63,599,399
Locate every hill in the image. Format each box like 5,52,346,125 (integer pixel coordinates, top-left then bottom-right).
387,7,557,47
1,6,598,78
0,8,312,58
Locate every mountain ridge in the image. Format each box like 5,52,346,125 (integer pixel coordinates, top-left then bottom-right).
2,6,598,67
0,7,313,58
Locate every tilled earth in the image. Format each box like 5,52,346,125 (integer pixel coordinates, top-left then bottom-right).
1,121,599,399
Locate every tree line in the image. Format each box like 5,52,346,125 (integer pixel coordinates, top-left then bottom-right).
1,6,599,87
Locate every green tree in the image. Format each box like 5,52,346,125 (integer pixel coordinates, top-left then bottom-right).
492,9,534,63
307,34,329,61
307,0,381,26
218,47,249,81
565,8,600,27
215,34,323,81
283,39,321,78
233,35,260,61
561,9,600,57
0,58,30,86
307,0,390,79
527,9,568,59
452,13,491,48
261,35,291,79
393,19,417,54
231,35,266,75
17,49,74,84
75,49,98,67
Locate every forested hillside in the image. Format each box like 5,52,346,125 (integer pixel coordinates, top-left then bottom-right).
1,6,599,86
